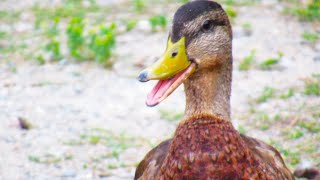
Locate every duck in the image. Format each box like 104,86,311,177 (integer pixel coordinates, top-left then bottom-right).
135,1,294,179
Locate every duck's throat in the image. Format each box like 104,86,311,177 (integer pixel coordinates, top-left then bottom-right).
184,62,232,121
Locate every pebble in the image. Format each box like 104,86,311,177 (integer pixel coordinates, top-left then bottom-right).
61,169,77,178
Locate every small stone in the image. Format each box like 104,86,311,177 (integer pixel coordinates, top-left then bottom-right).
313,55,320,62
18,117,32,130
61,169,77,178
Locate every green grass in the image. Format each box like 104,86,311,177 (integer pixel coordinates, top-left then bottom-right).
0,10,21,22
0,31,7,39
66,17,86,59
285,128,304,139
80,128,142,159
257,87,275,103
125,20,138,32
304,74,320,96
259,52,283,70
44,19,63,61
280,88,294,99
257,112,270,130
149,15,167,32
225,6,237,22
28,154,63,164
285,0,320,21
239,50,255,71
268,139,301,167
132,0,145,12
88,23,116,65
221,0,260,6
299,121,320,133
237,125,247,134
302,31,320,44
32,1,99,28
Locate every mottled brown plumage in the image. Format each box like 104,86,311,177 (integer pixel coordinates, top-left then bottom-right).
135,114,294,180
136,1,294,179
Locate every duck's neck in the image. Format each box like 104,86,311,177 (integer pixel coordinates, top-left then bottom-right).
184,58,232,121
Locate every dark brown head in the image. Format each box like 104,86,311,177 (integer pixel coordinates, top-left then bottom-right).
138,1,233,106
172,0,232,69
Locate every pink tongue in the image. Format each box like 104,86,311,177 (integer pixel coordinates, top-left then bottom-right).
146,69,187,107
146,78,174,107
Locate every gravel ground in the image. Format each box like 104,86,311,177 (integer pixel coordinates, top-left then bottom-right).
0,0,319,179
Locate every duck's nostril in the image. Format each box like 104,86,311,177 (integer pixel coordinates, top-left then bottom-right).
138,71,149,82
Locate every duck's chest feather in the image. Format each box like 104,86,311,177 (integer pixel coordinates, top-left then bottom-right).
155,115,293,180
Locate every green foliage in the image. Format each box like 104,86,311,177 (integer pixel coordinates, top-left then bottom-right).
28,154,62,164
299,121,320,133
225,6,237,20
66,17,86,59
88,23,116,64
259,52,283,70
222,0,259,6
304,74,320,96
0,31,7,39
242,22,252,30
149,15,167,32
302,31,319,44
125,20,138,32
257,87,275,103
80,128,139,159
280,88,294,99
286,128,304,139
45,18,62,61
0,10,21,22
257,112,270,130
268,139,301,166
239,50,255,71
45,40,62,61
32,0,99,29
237,125,247,134
286,0,320,21
132,0,145,12
177,0,189,3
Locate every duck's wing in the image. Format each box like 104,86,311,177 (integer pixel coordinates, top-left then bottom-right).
241,134,295,180
134,139,172,180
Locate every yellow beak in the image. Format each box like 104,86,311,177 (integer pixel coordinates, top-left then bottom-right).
138,37,190,82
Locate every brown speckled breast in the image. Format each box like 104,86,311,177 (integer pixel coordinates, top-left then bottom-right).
156,114,289,180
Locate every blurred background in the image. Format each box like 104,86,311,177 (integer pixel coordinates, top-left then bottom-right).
0,0,319,179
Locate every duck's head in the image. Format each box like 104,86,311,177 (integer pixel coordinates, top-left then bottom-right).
138,0,232,107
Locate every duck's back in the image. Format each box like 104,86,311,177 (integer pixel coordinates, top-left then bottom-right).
135,115,294,180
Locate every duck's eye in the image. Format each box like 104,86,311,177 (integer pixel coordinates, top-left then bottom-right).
202,20,212,31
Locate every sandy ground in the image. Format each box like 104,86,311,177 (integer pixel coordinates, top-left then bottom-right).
0,0,319,179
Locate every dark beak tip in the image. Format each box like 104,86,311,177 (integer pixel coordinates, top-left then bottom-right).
138,71,149,82
146,102,159,107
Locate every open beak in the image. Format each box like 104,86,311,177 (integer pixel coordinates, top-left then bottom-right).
138,37,196,107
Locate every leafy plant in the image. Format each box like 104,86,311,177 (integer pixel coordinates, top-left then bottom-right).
225,6,237,21
88,23,116,65
132,0,145,12
66,17,86,59
44,17,63,61
239,50,255,71
257,87,275,103
280,88,294,99
125,20,138,32
285,0,320,21
259,52,283,70
302,31,319,44
149,15,167,32
304,74,320,96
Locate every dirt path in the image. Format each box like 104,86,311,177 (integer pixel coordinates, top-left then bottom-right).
0,1,319,179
